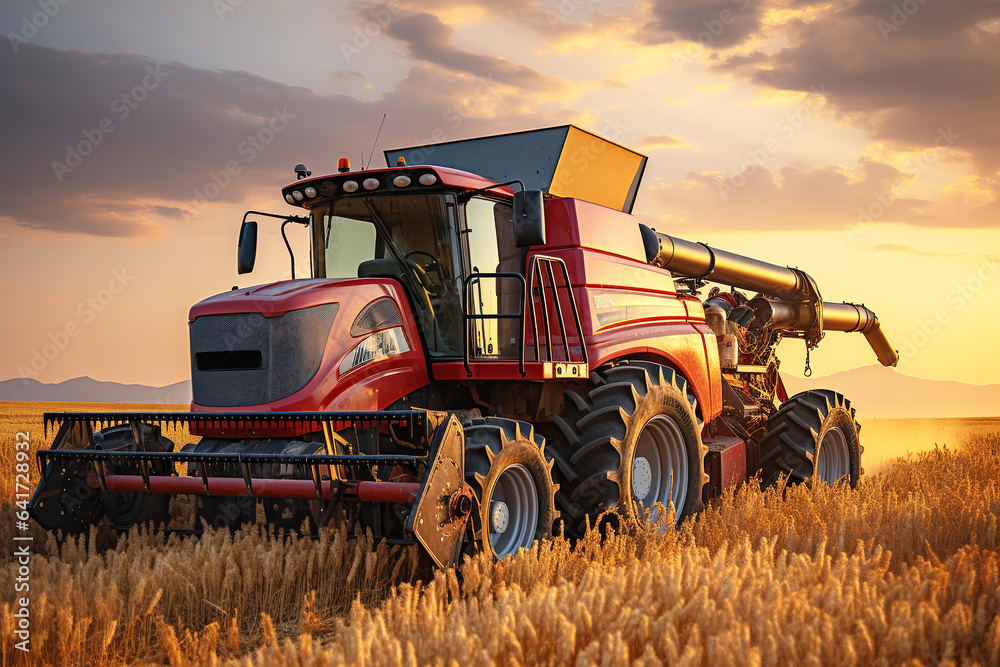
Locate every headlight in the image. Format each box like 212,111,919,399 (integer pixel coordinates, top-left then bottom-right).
339,327,409,376
350,298,403,337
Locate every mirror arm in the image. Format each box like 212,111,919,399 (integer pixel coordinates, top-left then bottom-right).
242,210,308,278
281,219,297,279
458,180,526,205
242,210,309,225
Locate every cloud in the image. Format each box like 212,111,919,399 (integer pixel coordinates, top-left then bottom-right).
359,0,642,50
870,243,964,258
632,134,691,150
637,0,767,48
333,70,367,81
870,243,994,261
713,0,1000,178
385,12,560,90
0,43,565,237
149,205,190,220
648,158,998,232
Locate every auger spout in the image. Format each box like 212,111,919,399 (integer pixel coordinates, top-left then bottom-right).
640,224,899,366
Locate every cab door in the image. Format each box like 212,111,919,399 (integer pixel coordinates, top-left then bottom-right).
462,197,519,359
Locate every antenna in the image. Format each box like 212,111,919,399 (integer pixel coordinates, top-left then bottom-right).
363,114,387,169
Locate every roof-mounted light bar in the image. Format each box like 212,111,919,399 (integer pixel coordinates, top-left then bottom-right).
281,168,445,208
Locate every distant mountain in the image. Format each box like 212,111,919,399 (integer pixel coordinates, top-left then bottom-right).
1,368,996,418
0,377,192,404
782,366,1000,418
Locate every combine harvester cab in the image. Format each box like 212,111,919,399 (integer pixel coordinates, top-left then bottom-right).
30,126,898,566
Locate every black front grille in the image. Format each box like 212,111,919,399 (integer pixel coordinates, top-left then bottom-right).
190,303,339,407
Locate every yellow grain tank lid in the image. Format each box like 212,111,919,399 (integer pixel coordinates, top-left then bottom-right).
384,125,648,213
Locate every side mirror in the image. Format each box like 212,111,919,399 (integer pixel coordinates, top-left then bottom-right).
513,190,545,248
237,220,258,274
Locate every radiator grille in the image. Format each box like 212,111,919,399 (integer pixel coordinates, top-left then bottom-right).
190,303,339,407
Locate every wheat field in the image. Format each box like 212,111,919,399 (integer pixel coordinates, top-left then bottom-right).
1,402,998,666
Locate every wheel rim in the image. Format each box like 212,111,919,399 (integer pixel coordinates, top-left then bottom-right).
816,427,851,483
487,463,539,558
633,415,689,525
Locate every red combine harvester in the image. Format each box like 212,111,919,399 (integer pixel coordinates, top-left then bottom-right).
30,126,897,566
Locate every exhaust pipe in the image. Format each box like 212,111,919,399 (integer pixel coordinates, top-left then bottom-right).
639,225,899,367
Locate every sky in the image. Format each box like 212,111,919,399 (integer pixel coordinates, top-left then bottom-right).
1,0,998,389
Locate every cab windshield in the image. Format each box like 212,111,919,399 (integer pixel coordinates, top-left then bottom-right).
315,193,462,356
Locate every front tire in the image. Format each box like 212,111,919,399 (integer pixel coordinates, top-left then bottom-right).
550,361,708,537
98,424,173,531
464,418,557,560
184,438,257,531
756,390,862,488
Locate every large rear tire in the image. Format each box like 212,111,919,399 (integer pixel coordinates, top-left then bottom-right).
550,361,708,537
464,418,557,560
756,390,862,488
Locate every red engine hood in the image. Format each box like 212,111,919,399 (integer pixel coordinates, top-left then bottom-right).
187,277,430,422
190,278,365,320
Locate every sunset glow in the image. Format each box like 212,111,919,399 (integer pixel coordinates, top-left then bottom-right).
2,0,998,389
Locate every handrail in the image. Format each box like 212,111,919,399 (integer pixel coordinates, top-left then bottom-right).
526,255,588,367
463,272,527,377
461,256,588,377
